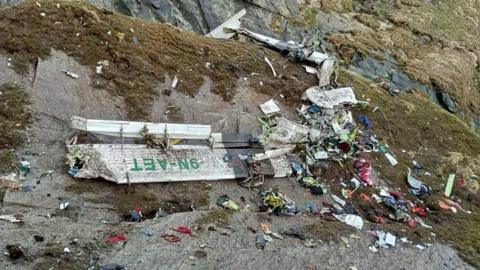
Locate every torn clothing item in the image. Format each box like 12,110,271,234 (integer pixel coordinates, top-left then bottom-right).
407,168,432,196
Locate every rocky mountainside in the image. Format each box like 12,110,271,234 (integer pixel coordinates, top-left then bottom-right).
2,0,479,131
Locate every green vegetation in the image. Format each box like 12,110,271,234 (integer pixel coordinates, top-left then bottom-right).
0,0,315,119
340,68,480,266
0,83,30,173
195,209,232,229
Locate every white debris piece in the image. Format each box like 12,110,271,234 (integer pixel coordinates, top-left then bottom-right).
71,116,212,140
415,217,433,229
375,230,396,248
63,70,79,79
416,244,425,250
303,65,318,75
384,153,398,166
171,75,179,89
66,144,290,184
59,202,70,210
0,214,23,223
231,28,329,65
333,214,364,230
269,118,310,144
207,9,246,39
253,145,295,161
318,58,335,87
314,151,328,160
264,56,277,77
259,99,281,115
368,245,378,253
96,60,109,74
303,87,358,109
332,194,346,206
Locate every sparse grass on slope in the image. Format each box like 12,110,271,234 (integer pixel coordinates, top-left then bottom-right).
340,69,480,266
0,82,30,172
0,0,315,120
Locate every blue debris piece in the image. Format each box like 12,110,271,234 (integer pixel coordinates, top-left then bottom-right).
307,105,321,113
291,163,303,175
130,210,142,222
357,115,370,129
68,168,80,176
139,227,153,236
21,185,33,192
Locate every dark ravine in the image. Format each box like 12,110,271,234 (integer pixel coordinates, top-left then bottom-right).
0,0,478,131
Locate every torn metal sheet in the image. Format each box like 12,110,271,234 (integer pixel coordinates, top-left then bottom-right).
231,28,328,64
71,116,212,140
303,65,318,75
318,58,335,87
67,144,290,184
206,9,247,39
303,87,358,109
259,99,281,115
270,118,310,144
253,145,295,161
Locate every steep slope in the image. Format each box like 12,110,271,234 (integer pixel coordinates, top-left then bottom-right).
0,0,315,120
0,0,480,268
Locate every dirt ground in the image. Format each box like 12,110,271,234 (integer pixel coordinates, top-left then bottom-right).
0,49,475,270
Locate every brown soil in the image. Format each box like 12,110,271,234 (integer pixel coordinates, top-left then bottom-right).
0,0,316,120
0,82,30,172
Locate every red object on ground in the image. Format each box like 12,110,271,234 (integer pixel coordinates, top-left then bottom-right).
359,192,370,202
161,234,181,242
389,191,403,200
173,226,192,236
354,159,373,186
411,205,427,217
105,234,127,244
407,218,416,227
373,215,384,224
338,142,351,153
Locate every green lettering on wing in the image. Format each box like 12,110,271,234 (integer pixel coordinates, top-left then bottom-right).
131,158,143,171
143,158,155,171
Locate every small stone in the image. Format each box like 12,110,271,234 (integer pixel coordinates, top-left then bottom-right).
34,235,44,242
6,244,24,260
194,250,207,258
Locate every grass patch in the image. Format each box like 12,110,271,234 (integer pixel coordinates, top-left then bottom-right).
66,180,211,219
194,209,232,230
301,222,355,242
0,0,315,120
0,82,30,173
339,68,480,266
